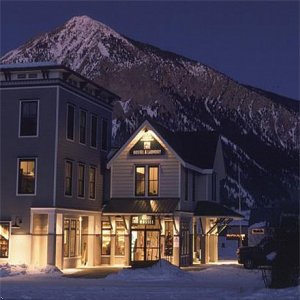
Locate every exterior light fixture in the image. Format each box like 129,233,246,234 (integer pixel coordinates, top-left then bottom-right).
11,216,22,229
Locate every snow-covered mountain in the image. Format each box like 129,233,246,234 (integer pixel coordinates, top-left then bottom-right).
1,15,299,209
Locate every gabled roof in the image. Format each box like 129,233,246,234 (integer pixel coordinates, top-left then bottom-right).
102,198,179,215
108,119,219,170
149,121,219,169
194,201,243,219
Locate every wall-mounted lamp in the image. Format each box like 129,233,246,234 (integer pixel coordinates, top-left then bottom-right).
11,216,22,229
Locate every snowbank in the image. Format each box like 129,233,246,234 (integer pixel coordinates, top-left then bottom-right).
105,259,194,281
0,263,62,277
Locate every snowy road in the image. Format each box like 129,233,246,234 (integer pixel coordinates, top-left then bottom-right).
1,262,299,300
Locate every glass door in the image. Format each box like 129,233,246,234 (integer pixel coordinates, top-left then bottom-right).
146,231,160,261
131,230,160,262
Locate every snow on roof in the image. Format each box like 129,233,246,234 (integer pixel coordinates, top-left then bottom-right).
0,62,58,69
248,221,267,229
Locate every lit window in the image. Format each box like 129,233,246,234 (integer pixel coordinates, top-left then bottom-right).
148,166,159,196
66,105,75,140
135,167,145,196
89,167,96,199
101,119,108,151
115,220,125,256
90,115,98,148
64,219,81,257
79,110,87,144
18,159,36,194
65,161,73,196
19,101,38,137
78,164,85,197
101,221,111,255
0,222,10,258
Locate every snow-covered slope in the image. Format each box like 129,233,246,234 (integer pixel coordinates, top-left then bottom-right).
1,15,299,208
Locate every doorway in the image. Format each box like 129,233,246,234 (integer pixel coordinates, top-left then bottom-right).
131,229,160,263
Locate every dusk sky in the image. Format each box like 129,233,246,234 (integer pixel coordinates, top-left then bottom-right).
1,1,299,100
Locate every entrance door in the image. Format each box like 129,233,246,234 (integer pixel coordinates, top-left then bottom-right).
131,230,160,263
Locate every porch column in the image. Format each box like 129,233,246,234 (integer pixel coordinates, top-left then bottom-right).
200,234,209,264
87,216,95,266
55,213,63,269
47,211,56,266
209,234,218,262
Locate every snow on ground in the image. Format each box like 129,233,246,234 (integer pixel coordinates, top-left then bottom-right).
1,261,299,300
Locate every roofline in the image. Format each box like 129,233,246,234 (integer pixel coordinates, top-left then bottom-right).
107,119,216,173
0,63,120,101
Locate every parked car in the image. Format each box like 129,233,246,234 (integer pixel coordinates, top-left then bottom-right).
236,237,277,269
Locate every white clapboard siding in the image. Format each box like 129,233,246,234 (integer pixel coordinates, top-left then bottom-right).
111,132,180,198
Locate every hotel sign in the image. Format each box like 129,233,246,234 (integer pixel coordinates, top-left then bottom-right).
132,215,155,225
130,131,165,156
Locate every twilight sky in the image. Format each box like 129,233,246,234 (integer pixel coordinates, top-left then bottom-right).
1,1,299,100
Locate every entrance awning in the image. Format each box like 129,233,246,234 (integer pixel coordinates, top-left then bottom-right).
194,201,243,219
102,198,179,215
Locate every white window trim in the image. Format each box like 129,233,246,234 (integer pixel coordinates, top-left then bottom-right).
88,166,97,200
16,157,37,196
63,217,81,258
90,114,98,149
133,164,160,197
18,99,40,138
64,160,73,197
66,103,75,142
79,109,87,146
77,163,85,198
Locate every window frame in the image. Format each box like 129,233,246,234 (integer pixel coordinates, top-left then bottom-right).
19,100,39,138
0,222,11,259
66,104,75,142
16,157,37,196
148,166,159,196
63,218,81,258
77,163,85,198
134,165,160,197
90,114,98,149
88,166,96,200
101,221,111,256
79,109,87,145
64,160,73,197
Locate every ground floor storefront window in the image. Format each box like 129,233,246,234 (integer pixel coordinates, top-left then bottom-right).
0,222,10,258
101,221,111,255
64,219,80,257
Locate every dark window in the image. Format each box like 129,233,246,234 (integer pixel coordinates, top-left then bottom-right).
165,221,174,256
192,171,196,202
65,161,73,196
78,164,85,197
135,166,145,196
212,172,217,201
20,101,38,136
18,159,36,194
185,169,189,201
148,166,159,196
89,167,96,199
79,110,87,144
0,222,10,258
90,115,98,148
101,119,108,151
66,105,75,140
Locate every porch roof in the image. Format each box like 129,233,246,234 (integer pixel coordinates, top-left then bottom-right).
194,201,243,219
102,198,179,215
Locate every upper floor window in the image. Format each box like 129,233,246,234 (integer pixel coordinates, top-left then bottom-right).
185,169,189,201
212,172,217,202
19,100,38,137
89,166,96,200
192,171,196,202
79,110,87,144
17,158,36,195
77,164,85,197
135,165,159,197
66,105,75,141
90,115,98,148
148,166,159,196
64,161,73,196
101,119,108,151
